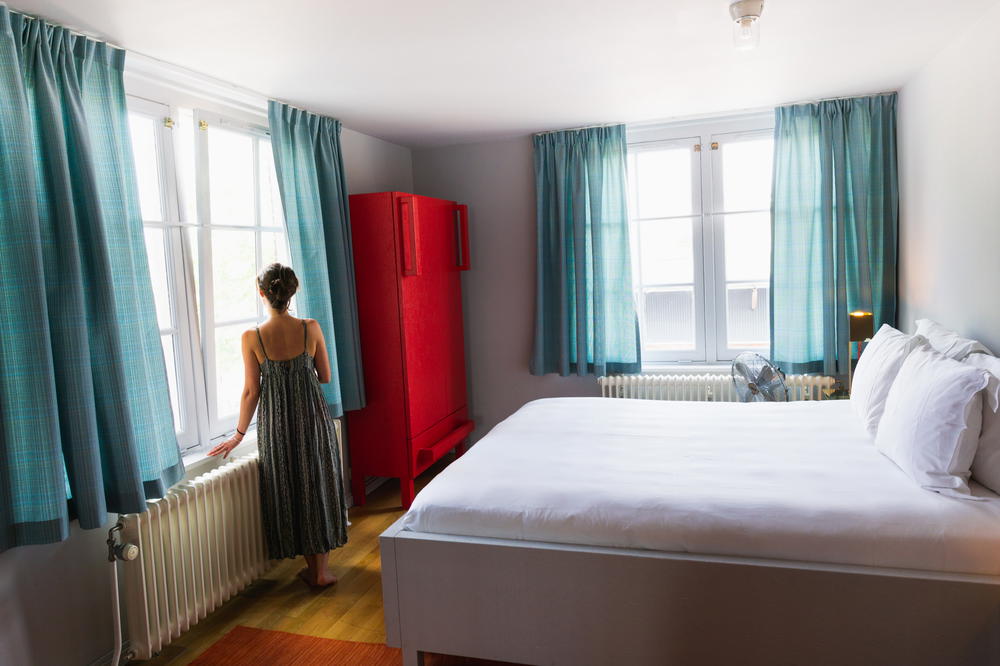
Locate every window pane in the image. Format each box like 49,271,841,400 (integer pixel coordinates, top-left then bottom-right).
626,151,638,219
185,226,202,326
144,227,172,329
160,334,181,431
723,212,770,282
128,113,163,221
721,137,773,212
636,147,693,219
208,126,254,226
260,230,289,267
214,324,245,420
258,139,284,228
726,284,769,349
212,229,257,322
643,288,695,350
640,217,694,286
724,211,770,350
175,108,198,224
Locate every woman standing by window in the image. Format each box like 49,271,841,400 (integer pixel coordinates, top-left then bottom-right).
209,263,348,588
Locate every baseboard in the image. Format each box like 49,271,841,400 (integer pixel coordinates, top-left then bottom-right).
87,640,132,666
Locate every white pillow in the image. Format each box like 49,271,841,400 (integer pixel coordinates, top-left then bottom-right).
875,348,990,498
851,324,927,437
915,319,993,360
963,353,1000,494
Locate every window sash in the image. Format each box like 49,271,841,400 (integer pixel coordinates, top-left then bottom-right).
127,97,289,453
709,128,775,361
627,115,774,365
127,96,205,451
194,110,287,439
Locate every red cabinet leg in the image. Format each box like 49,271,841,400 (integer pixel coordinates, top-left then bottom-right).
400,477,416,509
352,473,366,507
454,441,465,458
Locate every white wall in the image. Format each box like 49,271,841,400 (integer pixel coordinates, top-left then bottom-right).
897,2,1000,349
0,126,413,666
412,137,599,443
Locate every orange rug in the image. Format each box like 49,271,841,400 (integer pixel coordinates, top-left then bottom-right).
190,626,518,665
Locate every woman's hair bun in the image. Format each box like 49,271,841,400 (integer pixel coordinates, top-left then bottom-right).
257,263,298,312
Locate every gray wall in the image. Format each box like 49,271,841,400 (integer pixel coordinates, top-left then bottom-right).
0,126,414,666
412,137,598,443
897,2,1000,349
342,128,414,194
0,522,117,666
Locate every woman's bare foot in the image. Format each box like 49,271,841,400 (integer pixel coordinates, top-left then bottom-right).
298,567,338,589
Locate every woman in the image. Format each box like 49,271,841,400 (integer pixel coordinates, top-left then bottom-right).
208,263,348,588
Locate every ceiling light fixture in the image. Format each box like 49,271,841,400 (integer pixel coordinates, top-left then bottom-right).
729,0,765,50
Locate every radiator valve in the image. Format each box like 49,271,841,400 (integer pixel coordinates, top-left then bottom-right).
107,518,140,562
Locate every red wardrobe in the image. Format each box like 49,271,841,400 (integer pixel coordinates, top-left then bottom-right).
346,192,474,509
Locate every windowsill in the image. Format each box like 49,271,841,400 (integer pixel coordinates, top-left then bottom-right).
176,419,342,484
180,430,260,482
641,363,730,375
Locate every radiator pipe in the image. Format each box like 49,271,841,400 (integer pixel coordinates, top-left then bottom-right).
107,517,139,665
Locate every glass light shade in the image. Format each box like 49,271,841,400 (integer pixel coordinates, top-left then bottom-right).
849,311,874,341
733,17,760,50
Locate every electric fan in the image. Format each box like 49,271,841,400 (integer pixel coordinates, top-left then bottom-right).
731,352,788,402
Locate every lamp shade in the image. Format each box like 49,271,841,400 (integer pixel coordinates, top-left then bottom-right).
849,311,874,341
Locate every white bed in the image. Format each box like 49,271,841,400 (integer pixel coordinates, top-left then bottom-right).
403,397,1000,576
381,398,1000,666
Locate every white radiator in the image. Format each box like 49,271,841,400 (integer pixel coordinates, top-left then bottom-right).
598,373,836,402
120,452,272,660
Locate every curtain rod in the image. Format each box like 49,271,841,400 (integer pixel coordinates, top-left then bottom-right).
777,90,898,107
4,4,126,50
543,89,898,136
2,3,315,117
534,123,624,136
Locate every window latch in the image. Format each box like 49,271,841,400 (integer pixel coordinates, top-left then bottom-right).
163,117,174,129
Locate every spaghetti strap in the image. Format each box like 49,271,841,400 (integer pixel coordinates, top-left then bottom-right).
302,320,308,355
255,327,270,361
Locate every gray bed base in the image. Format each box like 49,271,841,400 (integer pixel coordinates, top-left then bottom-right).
380,517,1000,666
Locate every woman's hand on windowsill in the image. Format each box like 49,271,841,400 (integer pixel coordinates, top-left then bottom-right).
207,434,243,458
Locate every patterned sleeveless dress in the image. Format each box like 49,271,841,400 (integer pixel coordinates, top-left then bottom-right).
255,320,348,559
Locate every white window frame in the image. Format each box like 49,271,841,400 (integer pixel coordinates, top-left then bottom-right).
127,95,207,451
194,110,286,438
126,92,289,453
627,113,774,365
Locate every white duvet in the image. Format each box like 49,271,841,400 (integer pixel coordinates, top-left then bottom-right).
403,397,1000,576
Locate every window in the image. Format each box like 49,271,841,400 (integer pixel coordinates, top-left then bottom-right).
195,111,289,435
127,97,289,453
627,115,774,364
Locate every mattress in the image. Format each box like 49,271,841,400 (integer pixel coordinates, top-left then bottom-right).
402,397,1000,576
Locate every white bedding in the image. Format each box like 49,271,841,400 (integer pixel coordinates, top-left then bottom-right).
402,398,1000,576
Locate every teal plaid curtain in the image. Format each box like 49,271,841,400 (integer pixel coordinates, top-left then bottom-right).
267,101,365,416
531,124,641,376
0,8,183,551
770,93,898,376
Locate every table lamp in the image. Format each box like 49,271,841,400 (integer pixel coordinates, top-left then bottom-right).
848,311,874,390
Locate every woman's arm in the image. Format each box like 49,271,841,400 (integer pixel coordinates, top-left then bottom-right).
309,319,333,384
208,330,262,458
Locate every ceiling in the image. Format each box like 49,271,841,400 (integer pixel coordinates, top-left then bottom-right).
7,0,999,148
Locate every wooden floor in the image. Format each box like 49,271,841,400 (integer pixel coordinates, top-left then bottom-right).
140,458,453,665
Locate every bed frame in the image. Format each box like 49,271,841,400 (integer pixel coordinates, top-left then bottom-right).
381,517,1000,666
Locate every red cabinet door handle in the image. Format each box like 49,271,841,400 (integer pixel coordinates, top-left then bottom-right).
399,196,420,276
455,204,470,271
